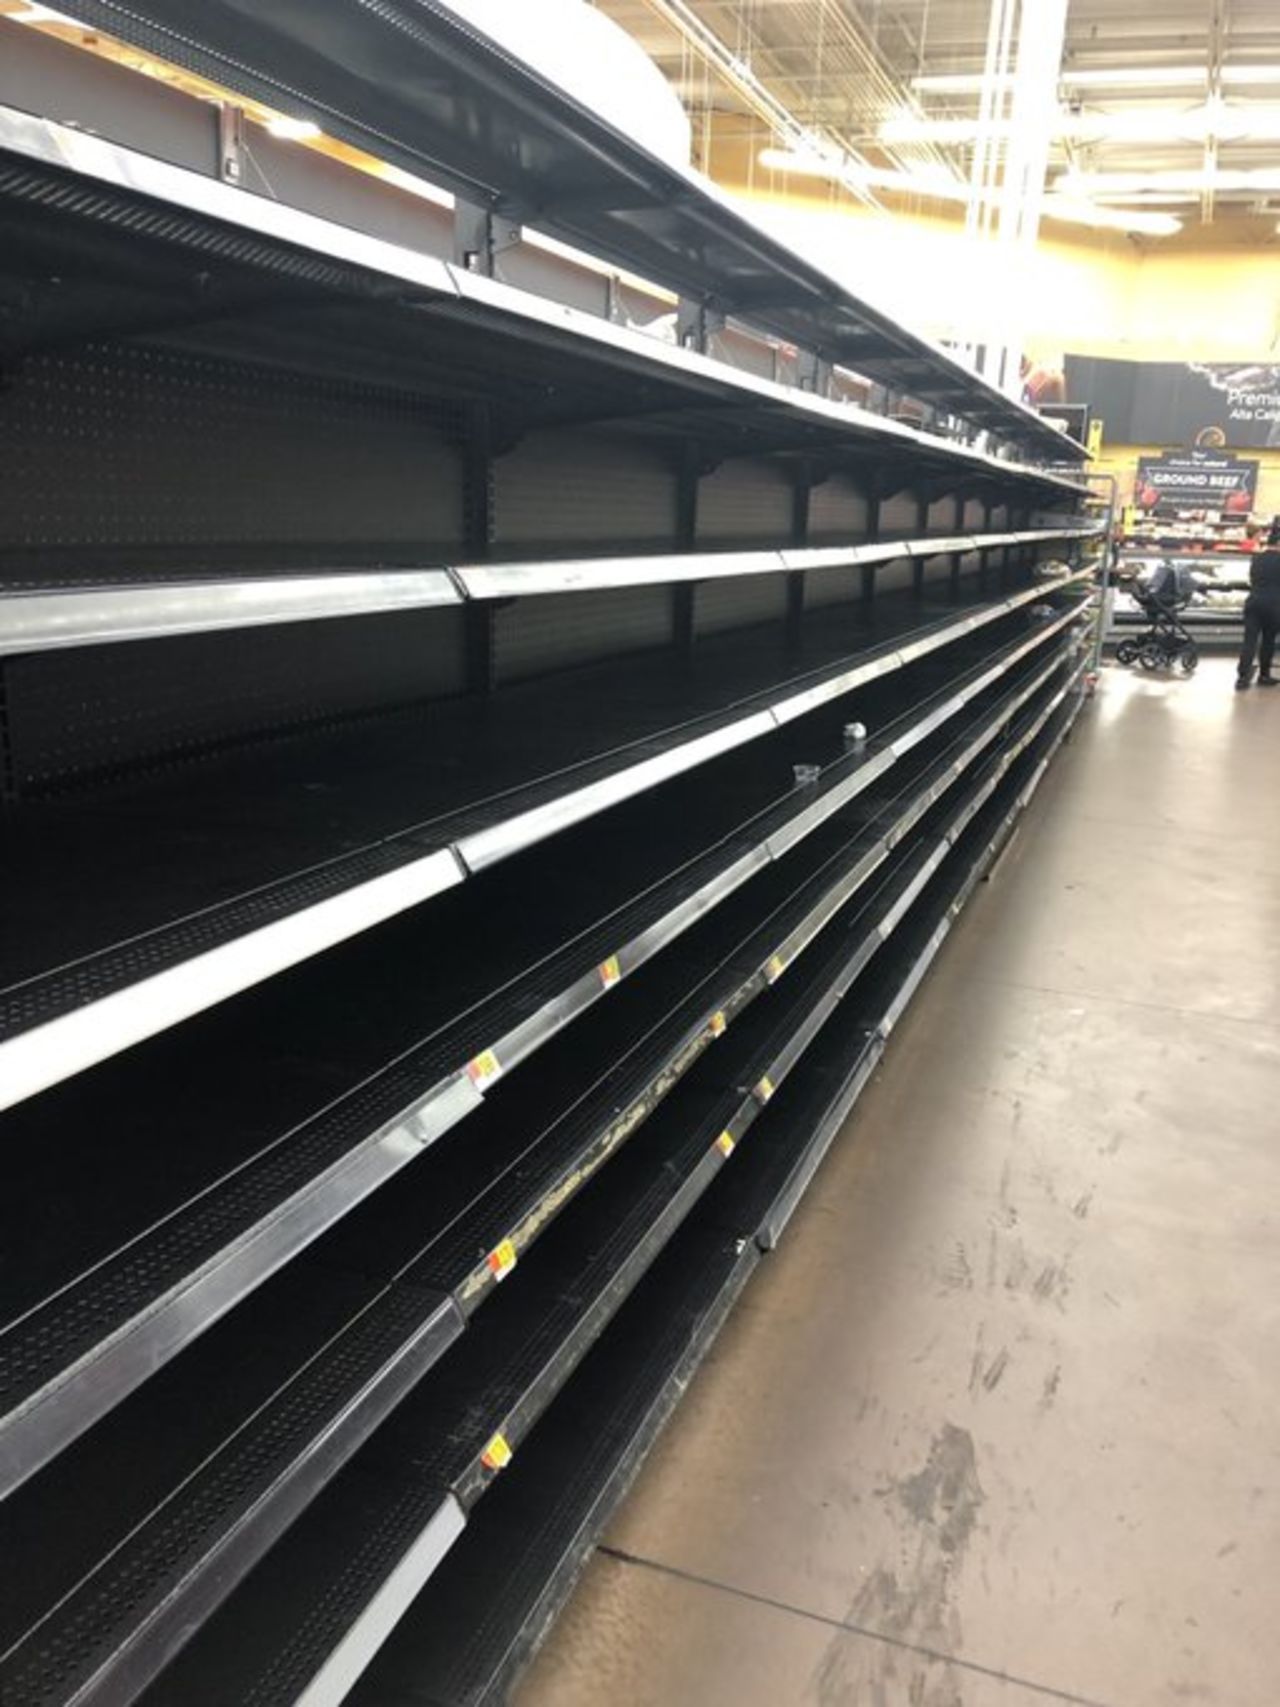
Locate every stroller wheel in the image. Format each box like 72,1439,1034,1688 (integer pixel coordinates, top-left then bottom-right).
1138,639,1164,671
1179,641,1199,675
1115,638,1139,665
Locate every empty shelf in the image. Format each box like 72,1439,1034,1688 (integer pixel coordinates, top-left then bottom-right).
0,572,1089,1110
0,610,1087,1496
111,672,1086,1707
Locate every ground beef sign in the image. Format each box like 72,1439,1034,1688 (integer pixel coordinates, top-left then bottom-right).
1134,450,1259,514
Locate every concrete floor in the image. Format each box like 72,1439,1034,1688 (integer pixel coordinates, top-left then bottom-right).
516,658,1280,1707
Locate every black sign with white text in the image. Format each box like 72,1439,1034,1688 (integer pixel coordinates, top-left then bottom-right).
1064,355,1280,449
1134,450,1258,514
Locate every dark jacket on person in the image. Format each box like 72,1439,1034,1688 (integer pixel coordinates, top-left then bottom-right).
1249,549,1280,600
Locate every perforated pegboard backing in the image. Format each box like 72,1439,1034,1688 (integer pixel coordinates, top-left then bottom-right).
0,342,464,582
808,476,868,543
697,459,793,545
695,572,788,636
6,607,467,796
494,431,677,551
493,585,673,684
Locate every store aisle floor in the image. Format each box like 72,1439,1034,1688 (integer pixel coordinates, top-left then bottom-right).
515,659,1280,1707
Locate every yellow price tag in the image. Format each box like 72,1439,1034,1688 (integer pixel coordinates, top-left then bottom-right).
715,1131,736,1157
481,1431,513,1471
709,1010,727,1037
487,1238,517,1281
598,954,621,988
756,1074,775,1103
467,1048,501,1087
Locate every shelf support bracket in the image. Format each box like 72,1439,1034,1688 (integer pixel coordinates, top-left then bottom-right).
455,199,523,276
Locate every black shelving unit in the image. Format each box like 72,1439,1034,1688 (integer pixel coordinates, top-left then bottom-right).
0,12,1094,1707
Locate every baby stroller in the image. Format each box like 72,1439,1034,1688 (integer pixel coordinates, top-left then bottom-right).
1114,561,1200,675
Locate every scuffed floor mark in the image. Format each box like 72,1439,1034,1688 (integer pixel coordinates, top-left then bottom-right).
1032,1261,1070,1308
991,1157,1019,1229
810,1426,984,1705
896,1424,986,1556
968,1330,1010,1396
1072,1190,1094,1220
1000,1238,1072,1309
1040,1365,1062,1411
981,1348,1010,1392
939,1241,974,1294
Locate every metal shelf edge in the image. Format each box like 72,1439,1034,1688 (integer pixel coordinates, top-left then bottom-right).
0,847,467,1116
0,571,462,657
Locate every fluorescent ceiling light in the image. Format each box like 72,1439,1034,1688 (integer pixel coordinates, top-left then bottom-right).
1088,192,1200,206
1057,67,1206,89
1043,196,1181,236
759,148,1180,235
265,116,321,141
759,147,966,199
1060,164,1280,194
1221,66,1280,86
908,71,1013,94
910,66,1206,93
881,100,1280,147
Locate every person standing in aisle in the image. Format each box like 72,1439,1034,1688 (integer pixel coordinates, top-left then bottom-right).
1236,517,1280,689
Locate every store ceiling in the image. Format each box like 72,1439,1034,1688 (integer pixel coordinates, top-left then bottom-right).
2,0,1276,235
593,0,1280,229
